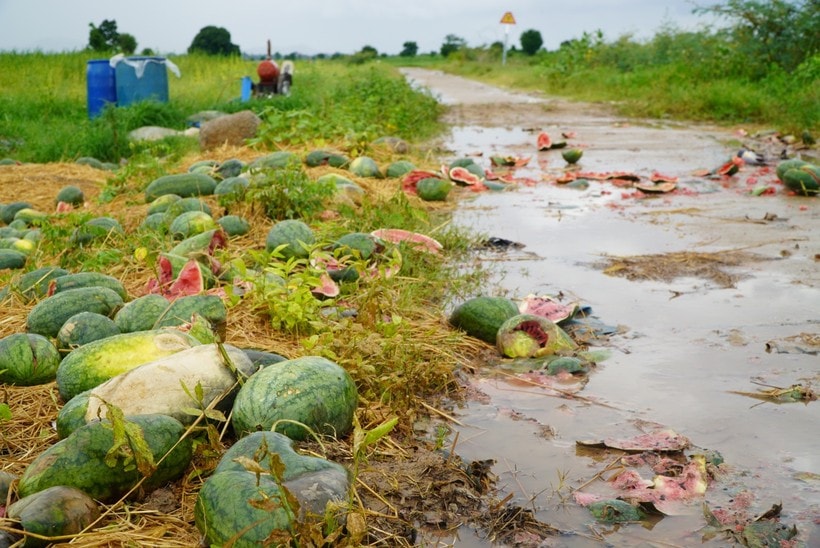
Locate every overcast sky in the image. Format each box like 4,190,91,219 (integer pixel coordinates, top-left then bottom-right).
0,0,719,56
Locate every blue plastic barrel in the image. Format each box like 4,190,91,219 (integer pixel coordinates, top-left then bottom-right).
114,56,169,107
240,76,253,102
86,60,117,119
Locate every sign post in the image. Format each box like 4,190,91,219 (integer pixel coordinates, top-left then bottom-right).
500,11,516,66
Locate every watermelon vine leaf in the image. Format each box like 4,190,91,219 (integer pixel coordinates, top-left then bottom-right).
101,400,157,477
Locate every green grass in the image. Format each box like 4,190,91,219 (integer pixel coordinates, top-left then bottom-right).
388,36,818,135
0,52,443,163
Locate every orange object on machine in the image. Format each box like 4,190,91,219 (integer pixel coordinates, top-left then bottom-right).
257,40,279,83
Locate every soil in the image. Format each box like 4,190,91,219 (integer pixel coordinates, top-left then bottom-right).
394,68,820,547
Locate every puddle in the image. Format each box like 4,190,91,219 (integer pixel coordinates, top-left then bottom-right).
404,68,820,546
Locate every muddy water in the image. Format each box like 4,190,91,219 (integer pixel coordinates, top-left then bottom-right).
401,68,819,546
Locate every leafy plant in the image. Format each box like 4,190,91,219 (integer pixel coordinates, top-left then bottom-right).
246,162,336,220
248,249,337,335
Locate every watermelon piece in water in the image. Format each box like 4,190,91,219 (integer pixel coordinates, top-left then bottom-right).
518,294,579,324
371,228,443,254
537,132,552,151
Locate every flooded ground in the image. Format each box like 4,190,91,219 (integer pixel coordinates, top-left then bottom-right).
401,68,819,546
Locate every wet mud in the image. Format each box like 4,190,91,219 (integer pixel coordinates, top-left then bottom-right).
401,68,819,546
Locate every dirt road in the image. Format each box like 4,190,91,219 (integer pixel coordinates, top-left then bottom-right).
401,67,819,547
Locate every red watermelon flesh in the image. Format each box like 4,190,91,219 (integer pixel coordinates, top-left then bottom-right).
537,132,552,151
371,228,443,254
146,258,205,299
518,295,579,324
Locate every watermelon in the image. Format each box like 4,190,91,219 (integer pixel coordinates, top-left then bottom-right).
55,185,85,207
12,208,47,226
144,173,217,202
537,131,553,151
536,131,567,150
48,271,128,300
69,216,123,246
9,266,69,300
231,356,358,440
0,333,61,386
782,165,819,196
6,486,100,544
242,348,288,368
386,160,416,178
188,160,218,174
0,248,27,270
561,148,584,164
26,286,124,338
169,210,217,240
333,232,380,260
304,150,350,168
17,414,193,503
371,228,443,254
163,196,213,219
1,201,34,224
213,176,249,204
448,167,478,186
113,294,172,333
496,314,577,358
146,194,182,215
265,219,315,259
775,158,810,182
55,329,200,402
449,296,521,344
56,344,257,437
139,212,169,233
56,311,121,350
416,177,453,201
518,294,579,324
217,214,250,237
248,151,298,170
216,158,246,179
169,228,227,259
348,156,382,178
195,431,349,546
153,294,227,330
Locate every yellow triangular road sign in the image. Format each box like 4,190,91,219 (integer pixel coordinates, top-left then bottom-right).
500,11,516,25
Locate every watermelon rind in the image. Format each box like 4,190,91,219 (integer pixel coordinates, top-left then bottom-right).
17,414,193,503
26,286,124,338
231,356,358,440
449,296,521,344
0,333,61,386
55,328,200,402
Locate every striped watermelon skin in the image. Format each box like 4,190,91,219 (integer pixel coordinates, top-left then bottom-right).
231,356,358,440
195,431,349,547
26,286,124,338
55,329,200,402
113,294,170,333
143,173,217,202
448,296,521,344
56,312,120,350
17,414,193,503
0,333,61,386
49,272,128,301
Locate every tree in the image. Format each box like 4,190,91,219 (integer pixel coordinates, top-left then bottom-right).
88,20,119,52
694,0,819,75
188,26,240,56
400,41,418,57
520,29,543,56
440,34,466,57
117,33,137,55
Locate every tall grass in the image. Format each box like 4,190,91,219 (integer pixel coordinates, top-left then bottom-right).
0,52,442,163
397,25,819,134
